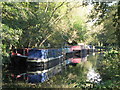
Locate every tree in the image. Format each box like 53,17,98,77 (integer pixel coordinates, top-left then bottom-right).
87,1,119,47
2,2,88,50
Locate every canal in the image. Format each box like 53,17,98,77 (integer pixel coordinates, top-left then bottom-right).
33,52,105,88
2,51,119,89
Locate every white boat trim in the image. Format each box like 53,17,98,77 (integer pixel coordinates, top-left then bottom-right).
27,55,64,62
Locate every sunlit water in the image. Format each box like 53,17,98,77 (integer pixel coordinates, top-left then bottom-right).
87,68,102,83
82,53,103,83
3,52,104,86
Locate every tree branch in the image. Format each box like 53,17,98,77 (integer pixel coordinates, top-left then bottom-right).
39,32,54,47
45,2,49,13
48,2,65,22
50,4,83,26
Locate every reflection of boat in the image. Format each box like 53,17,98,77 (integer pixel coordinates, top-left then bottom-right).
9,44,95,83
65,44,88,64
10,48,65,83
68,55,87,64
69,58,81,63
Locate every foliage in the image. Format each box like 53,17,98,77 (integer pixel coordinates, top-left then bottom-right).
2,2,88,53
2,1,120,89
2,2,89,88
95,51,120,89
2,2,89,67
88,2,119,47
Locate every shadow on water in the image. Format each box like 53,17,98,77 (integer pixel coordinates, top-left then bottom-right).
2,52,105,88
40,52,104,88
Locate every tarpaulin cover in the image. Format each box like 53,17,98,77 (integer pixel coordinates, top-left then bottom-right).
41,49,48,59
51,49,56,57
28,48,63,59
58,49,62,55
48,49,54,58
47,49,62,58
28,49,48,59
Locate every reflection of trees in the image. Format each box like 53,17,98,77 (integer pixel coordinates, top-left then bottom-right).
81,54,102,83
82,54,98,70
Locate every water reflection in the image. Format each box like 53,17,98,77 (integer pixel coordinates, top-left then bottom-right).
87,68,101,83
4,50,103,84
85,53,102,83
73,53,102,83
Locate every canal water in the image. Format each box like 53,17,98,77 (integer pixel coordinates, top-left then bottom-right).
70,52,104,83
2,52,105,88
39,52,104,88
85,53,102,83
